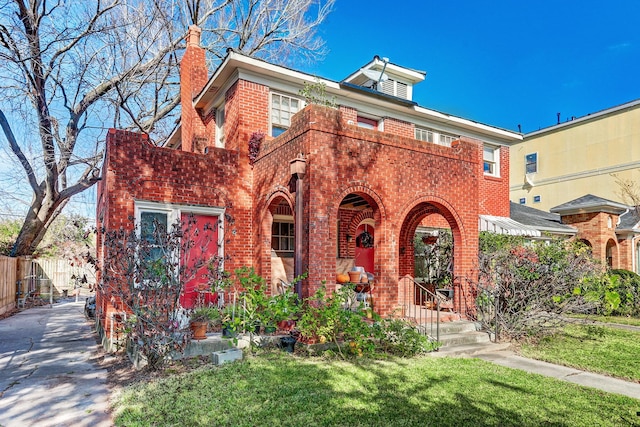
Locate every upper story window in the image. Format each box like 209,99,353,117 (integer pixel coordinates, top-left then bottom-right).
439,134,456,147
525,153,537,174
357,116,379,130
415,127,434,143
415,127,457,147
483,145,500,176
271,93,301,137
215,105,225,148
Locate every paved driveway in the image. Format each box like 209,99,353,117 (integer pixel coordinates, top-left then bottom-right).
0,301,112,426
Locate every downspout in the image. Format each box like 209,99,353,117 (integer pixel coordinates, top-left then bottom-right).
290,155,307,298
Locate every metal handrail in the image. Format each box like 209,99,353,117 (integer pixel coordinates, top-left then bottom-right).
399,275,440,342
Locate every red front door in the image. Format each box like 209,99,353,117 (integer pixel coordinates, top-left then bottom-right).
180,213,219,309
354,224,374,276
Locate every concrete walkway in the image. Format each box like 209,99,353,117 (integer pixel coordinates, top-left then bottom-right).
475,349,640,400
0,300,112,427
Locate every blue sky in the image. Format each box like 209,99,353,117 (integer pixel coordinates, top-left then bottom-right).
302,0,640,133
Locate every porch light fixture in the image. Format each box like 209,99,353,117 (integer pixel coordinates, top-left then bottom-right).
289,154,306,178
290,153,306,298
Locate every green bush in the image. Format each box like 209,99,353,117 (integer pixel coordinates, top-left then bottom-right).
603,269,640,316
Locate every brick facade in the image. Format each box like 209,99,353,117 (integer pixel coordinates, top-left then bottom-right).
561,212,621,268
97,36,514,334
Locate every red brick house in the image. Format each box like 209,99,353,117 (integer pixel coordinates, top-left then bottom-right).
549,195,640,271
96,26,522,344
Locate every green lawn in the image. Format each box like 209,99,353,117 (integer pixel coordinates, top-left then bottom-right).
520,324,640,382
569,314,640,327
113,354,638,426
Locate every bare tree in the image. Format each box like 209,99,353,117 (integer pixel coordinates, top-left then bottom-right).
0,0,334,256
614,173,640,212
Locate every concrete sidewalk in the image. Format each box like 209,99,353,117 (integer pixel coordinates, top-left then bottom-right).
475,349,640,400
0,300,112,427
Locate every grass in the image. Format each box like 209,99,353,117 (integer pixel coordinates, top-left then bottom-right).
113,353,639,426
520,323,640,382
569,314,640,327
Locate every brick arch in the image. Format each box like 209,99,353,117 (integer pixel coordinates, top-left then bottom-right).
330,183,387,223
331,185,386,264
606,238,618,269
258,189,294,293
348,209,375,237
397,195,470,312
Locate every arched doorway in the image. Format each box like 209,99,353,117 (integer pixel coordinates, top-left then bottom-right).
606,239,616,268
336,193,380,280
399,201,465,312
266,196,294,294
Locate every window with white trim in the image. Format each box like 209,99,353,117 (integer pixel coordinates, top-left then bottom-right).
271,93,302,137
439,134,456,147
215,105,225,148
525,153,537,174
415,127,457,147
357,116,378,130
483,145,500,176
134,202,225,286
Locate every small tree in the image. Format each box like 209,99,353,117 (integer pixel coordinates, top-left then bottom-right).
100,214,222,370
476,234,603,340
413,229,452,287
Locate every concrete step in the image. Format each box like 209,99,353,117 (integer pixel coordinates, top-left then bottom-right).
439,330,491,347
432,341,511,357
437,320,479,335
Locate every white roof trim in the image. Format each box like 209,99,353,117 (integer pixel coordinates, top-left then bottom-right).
526,98,640,137
480,215,542,237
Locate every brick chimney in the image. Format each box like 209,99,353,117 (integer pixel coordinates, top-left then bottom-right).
180,25,208,152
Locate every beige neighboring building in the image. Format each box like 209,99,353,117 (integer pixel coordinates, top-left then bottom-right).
510,99,640,212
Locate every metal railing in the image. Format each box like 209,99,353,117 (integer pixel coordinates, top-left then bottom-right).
399,275,440,342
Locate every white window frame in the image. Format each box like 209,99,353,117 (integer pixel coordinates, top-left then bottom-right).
483,145,500,177
215,104,225,148
525,152,537,174
134,201,226,286
270,92,302,137
415,127,457,147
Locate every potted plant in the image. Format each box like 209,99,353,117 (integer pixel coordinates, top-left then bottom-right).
190,306,221,340
221,305,242,338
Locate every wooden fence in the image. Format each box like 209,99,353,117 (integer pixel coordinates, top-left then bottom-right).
0,256,96,315
0,256,17,316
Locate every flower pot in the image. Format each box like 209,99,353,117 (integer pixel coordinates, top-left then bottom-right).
277,320,296,331
222,325,236,338
348,271,361,283
190,321,208,340
280,336,297,353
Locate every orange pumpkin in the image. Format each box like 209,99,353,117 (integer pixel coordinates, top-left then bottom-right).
336,273,350,284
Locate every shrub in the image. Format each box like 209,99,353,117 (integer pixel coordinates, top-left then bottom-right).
476,235,604,340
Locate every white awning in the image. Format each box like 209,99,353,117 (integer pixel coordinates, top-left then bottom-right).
479,215,541,237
